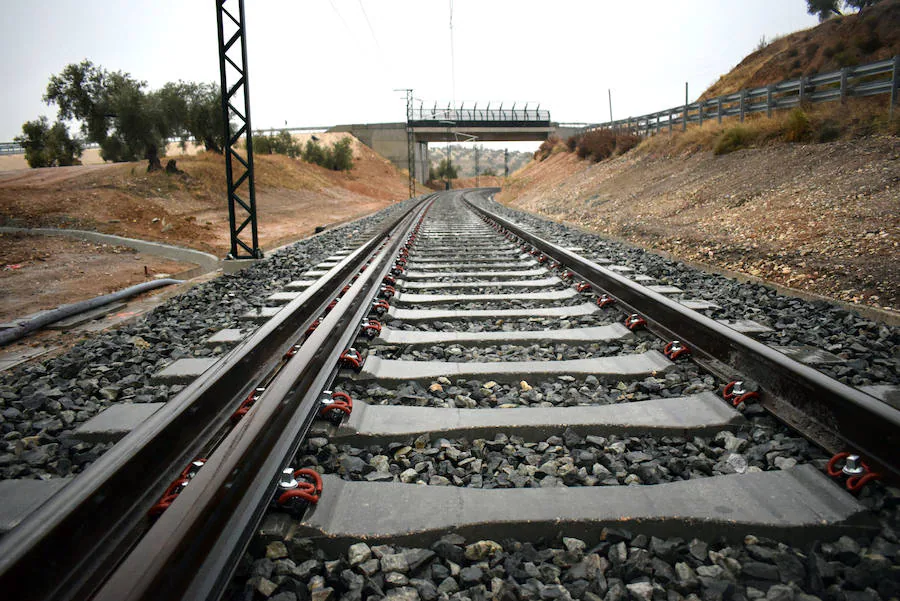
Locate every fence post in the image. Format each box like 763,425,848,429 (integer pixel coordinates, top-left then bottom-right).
683,82,688,132
892,55,899,121
717,98,722,124
840,67,849,104
799,76,805,105
740,90,746,122
698,101,704,127
668,110,673,134
766,85,773,118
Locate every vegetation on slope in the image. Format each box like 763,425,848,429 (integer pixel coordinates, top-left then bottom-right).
702,0,900,100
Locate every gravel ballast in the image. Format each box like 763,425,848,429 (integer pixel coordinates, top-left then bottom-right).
299,418,826,488
466,193,899,388
0,200,415,480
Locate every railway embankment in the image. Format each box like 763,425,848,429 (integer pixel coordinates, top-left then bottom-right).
498,135,899,315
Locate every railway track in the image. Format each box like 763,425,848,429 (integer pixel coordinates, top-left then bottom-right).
0,190,897,601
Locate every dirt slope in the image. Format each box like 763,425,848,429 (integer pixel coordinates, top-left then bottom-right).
0,133,408,255
498,136,900,312
701,0,900,100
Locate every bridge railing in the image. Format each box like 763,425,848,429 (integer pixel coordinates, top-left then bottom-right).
409,105,550,123
579,55,899,137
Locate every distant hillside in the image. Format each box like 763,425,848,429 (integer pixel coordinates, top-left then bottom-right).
701,0,900,100
429,146,532,178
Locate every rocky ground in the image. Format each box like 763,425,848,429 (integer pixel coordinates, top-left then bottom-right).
234,494,899,601
301,416,823,488
0,200,415,481
467,194,899,389
497,137,900,313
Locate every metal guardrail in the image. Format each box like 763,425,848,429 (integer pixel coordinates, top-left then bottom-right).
581,55,900,136
409,102,550,123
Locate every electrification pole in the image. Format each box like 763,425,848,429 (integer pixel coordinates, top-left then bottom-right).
395,88,416,198
504,148,509,178
216,0,261,260
475,145,479,187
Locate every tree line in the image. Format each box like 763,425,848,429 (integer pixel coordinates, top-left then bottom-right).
17,60,224,170
15,60,353,173
806,0,883,20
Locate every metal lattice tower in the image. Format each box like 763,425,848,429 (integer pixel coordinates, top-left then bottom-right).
216,0,261,260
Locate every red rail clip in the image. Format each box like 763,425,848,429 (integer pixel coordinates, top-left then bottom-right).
277,468,324,508
597,294,615,308
148,458,207,517
231,387,266,423
371,299,391,315
722,381,760,407
361,319,382,338
320,391,353,425
624,314,646,330
340,348,363,371
826,452,882,492
576,282,592,293
663,341,691,360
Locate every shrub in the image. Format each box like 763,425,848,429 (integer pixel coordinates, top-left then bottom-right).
615,133,642,154
254,130,301,157
15,116,83,168
853,33,881,54
805,43,819,59
817,120,841,142
834,50,859,68
566,136,578,151
326,137,353,171
534,136,560,161
577,130,616,161
303,139,327,165
784,108,812,142
713,126,754,155
574,130,641,162
788,47,799,58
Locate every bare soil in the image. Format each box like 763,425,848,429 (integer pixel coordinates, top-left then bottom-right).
498,136,900,312
0,134,408,256
0,233,193,323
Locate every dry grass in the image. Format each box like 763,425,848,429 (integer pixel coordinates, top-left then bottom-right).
636,97,900,157
700,0,900,100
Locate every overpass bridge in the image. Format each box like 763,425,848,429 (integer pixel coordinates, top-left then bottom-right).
329,103,582,185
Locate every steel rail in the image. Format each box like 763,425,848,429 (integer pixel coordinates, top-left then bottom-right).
92,198,433,601
464,192,900,482
0,195,432,601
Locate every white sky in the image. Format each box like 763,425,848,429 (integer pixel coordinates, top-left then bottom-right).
1,1,820,148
